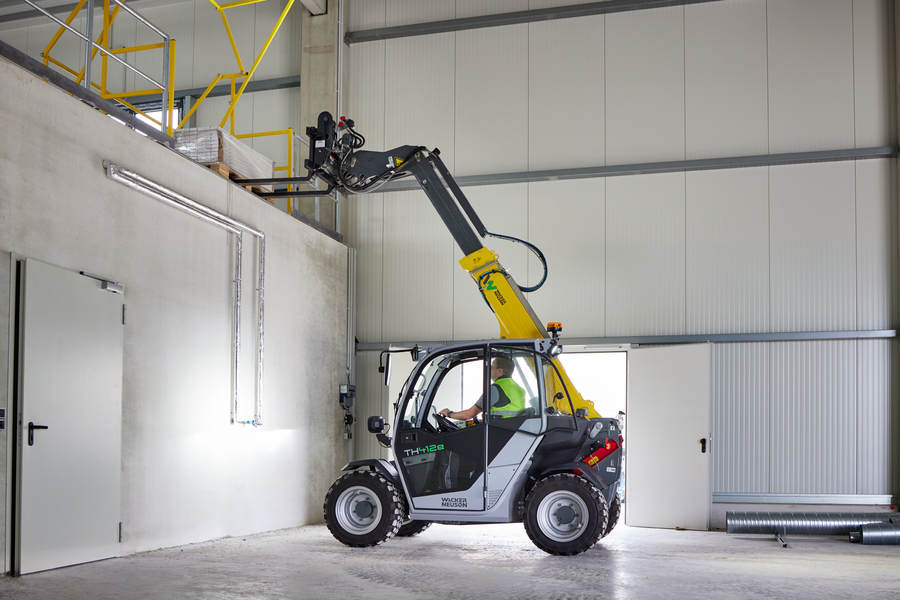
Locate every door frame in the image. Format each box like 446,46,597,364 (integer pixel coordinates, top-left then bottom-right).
5,255,23,574
5,256,124,575
624,343,712,530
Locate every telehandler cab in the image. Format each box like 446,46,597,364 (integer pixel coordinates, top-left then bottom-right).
292,113,623,555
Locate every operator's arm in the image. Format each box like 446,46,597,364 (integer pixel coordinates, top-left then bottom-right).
440,387,499,421
440,405,479,421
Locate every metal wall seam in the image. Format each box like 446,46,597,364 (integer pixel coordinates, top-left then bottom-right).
770,341,857,494
712,343,769,494
856,339,892,494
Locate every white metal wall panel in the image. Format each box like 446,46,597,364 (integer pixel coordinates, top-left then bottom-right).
191,3,256,89
195,93,254,133
248,88,293,168
893,340,900,494
853,0,893,148
383,33,456,170
385,0,455,27
344,39,386,151
686,168,769,334
105,16,135,94
605,6,685,165
769,162,857,332
684,0,768,158
856,159,895,330
29,20,84,74
0,27,28,56
251,0,301,81
454,25,529,176
138,2,196,91
343,193,385,343
456,0,528,19
528,14,605,170
347,0,385,30
353,351,391,461
452,183,530,340
770,341,857,494
857,339,892,494
382,189,455,341
712,343,769,493
527,179,605,337
605,173,685,336
767,0,855,153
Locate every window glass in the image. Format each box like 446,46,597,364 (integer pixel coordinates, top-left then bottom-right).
543,357,577,431
488,347,543,433
399,349,483,430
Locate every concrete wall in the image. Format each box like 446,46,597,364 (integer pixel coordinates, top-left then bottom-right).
0,55,349,558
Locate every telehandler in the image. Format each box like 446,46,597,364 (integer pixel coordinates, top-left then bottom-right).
298,113,623,555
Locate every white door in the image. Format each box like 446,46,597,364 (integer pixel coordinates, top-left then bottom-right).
625,344,711,530
16,259,124,574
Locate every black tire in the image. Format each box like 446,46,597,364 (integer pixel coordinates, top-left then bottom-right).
324,471,403,547
601,495,621,538
523,473,608,555
396,519,433,537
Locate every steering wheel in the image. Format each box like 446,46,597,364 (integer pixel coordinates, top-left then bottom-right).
433,411,459,432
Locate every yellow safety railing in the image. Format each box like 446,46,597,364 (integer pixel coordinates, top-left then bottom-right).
40,0,176,135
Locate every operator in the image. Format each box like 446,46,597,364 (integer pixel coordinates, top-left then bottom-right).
439,356,526,421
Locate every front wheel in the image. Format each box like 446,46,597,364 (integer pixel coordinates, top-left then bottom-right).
524,473,608,555
324,471,404,547
602,495,621,538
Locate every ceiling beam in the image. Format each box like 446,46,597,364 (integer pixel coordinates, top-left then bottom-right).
344,0,722,44
379,146,898,191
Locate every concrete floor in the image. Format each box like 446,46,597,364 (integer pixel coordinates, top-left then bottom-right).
1,523,898,600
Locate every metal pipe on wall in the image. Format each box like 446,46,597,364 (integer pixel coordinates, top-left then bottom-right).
103,161,266,426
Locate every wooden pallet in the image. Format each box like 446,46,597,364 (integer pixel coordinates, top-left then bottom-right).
207,162,274,203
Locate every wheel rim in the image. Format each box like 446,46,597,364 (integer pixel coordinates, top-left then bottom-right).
536,490,589,542
334,485,383,535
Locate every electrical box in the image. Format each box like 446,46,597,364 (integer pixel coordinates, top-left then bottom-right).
339,384,355,409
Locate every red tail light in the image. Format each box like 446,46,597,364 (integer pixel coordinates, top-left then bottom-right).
583,438,620,467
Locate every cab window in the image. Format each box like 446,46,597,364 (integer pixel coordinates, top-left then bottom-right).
399,349,484,430
488,347,543,433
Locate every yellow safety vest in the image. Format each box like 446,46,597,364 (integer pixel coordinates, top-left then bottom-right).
492,377,526,417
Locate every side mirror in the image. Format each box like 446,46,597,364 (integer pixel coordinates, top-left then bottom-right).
378,353,392,386
367,416,385,434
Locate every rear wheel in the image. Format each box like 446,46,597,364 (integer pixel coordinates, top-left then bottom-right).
601,495,621,538
324,471,403,547
396,519,432,537
524,473,608,555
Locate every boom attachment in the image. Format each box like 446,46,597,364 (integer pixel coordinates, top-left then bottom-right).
303,112,599,417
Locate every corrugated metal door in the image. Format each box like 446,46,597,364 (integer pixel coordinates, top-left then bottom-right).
625,344,711,530
15,259,123,575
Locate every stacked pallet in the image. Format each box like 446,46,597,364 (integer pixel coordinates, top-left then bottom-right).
175,127,275,197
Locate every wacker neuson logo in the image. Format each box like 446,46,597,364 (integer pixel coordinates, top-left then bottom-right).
442,497,467,508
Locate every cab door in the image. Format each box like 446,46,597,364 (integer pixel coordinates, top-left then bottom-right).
395,348,486,512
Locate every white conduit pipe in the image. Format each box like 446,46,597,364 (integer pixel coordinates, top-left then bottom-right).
104,161,266,426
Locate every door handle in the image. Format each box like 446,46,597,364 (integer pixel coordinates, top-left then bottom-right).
700,438,707,453
28,422,49,446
